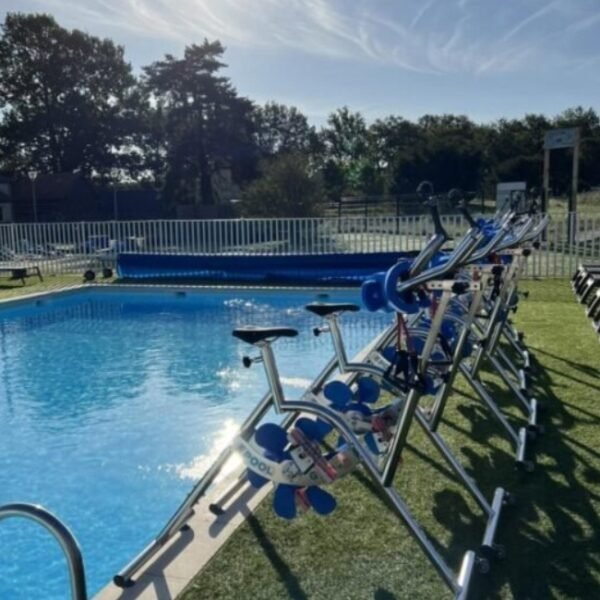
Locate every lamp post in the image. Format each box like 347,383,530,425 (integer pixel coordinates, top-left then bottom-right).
27,170,38,222
378,158,389,194
110,168,119,221
378,159,395,228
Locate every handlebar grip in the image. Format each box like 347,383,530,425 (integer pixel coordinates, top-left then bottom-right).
447,188,464,205
448,188,477,228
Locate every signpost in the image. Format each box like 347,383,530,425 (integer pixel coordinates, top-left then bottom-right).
496,181,527,212
543,127,580,243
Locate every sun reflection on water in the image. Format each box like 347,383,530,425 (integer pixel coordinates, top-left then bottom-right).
175,418,242,482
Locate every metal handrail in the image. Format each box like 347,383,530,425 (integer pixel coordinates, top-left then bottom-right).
0,503,87,600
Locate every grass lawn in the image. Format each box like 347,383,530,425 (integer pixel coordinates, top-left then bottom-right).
179,280,600,600
0,273,86,300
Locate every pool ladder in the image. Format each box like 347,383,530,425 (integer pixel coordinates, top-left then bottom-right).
0,503,87,600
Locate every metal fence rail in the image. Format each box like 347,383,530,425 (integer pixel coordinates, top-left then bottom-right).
0,214,597,279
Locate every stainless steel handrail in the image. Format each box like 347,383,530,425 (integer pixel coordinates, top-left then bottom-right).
0,503,87,600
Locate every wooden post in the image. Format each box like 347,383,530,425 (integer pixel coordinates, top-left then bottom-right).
542,148,550,215
543,127,581,244
571,133,580,214
569,133,580,244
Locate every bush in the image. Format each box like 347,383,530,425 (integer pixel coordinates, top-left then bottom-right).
239,154,323,218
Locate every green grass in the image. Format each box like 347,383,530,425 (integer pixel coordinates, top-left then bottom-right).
179,280,600,600
548,192,600,218
0,274,86,300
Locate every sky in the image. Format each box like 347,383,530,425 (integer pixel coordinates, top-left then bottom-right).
2,0,600,126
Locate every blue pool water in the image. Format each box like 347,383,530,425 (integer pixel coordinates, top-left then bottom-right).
0,287,390,599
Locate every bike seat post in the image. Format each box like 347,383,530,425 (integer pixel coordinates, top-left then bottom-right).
306,303,360,372
258,341,286,412
234,326,298,412
327,315,350,372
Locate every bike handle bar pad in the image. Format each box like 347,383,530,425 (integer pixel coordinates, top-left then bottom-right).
448,188,477,228
382,228,483,313
416,181,449,243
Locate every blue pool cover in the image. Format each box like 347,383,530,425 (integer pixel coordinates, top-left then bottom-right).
117,252,416,285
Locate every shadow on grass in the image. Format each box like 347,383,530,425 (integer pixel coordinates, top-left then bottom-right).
245,514,309,600
477,351,600,599
412,342,600,598
0,283,27,290
533,346,600,381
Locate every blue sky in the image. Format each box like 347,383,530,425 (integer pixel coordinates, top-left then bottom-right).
3,0,600,125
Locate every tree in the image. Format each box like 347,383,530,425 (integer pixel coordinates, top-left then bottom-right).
142,41,255,206
552,106,600,192
252,102,315,157
0,13,138,176
408,114,485,192
368,116,425,194
322,107,368,163
484,114,549,190
316,107,369,199
239,153,323,217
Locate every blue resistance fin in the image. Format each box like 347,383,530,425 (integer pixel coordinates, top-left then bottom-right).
273,484,297,520
295,417,332,442
255,423,288,458
323,380,352,409
356,377,380,404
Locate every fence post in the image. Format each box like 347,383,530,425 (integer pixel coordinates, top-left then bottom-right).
10,222,16,256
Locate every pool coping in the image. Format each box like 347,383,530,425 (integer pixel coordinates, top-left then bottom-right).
94,469,273,600
0,281,362,311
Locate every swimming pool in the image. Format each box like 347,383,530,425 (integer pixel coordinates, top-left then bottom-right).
0,287,390,599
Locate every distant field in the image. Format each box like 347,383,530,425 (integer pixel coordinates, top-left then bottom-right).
548,191,600,217
326,192,600,219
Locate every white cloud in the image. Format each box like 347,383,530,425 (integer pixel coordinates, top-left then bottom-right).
500,0,560,43
15,0,600,76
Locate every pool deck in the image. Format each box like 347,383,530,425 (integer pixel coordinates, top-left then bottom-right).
95,470,271,600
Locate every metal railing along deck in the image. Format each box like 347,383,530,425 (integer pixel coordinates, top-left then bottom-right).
0,213,597,278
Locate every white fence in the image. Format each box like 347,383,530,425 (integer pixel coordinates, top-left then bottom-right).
0,214,598,279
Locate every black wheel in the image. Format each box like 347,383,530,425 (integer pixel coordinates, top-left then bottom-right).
209,503,226,516
113,575,135,588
